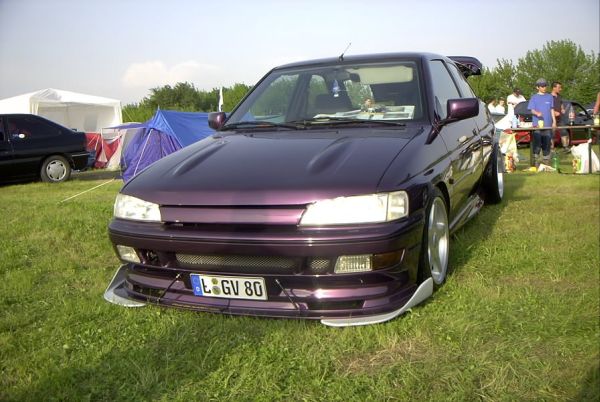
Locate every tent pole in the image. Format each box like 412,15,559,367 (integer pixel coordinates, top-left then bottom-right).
133,128,153,178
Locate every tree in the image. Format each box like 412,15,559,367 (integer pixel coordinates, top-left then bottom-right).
222,83,252,112
121,83,253,122
469,40,599,105
122,103,153,123
515,40,598,100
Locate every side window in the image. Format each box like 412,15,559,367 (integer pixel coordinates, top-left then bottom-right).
448,64,476,98
7,117,30,140
249,74,299,122
429,60,460,119
8,116,59,139
306,75,329,114
344,80,373,110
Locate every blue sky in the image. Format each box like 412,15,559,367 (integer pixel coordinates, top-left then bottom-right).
1,0,598,104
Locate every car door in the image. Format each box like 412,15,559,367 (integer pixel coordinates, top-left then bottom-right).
6,115,62,179
0,117,16,181
429,60,482,221
447,62,491,175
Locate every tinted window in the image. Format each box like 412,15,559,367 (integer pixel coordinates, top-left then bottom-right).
448,64,476,98
429,60,460,119
8,116,60,139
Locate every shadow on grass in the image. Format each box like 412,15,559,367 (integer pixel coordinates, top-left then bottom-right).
445,172,527,279
10,312,280,401
573,362,600,402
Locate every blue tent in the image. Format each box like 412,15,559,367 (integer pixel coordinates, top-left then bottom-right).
116,110,214,181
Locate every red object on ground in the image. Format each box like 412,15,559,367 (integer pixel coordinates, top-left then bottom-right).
85,132,121,168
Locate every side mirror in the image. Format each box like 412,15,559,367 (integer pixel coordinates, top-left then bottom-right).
208,112,227,130
446,98,479,121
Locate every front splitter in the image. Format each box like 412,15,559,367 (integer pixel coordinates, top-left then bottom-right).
103,265,433,325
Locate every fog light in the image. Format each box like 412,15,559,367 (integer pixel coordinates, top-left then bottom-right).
372,250,404,270
116,245,140,263
334,255,372,273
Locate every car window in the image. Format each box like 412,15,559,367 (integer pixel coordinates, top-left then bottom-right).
447,63,476,98
573,102,588,117
429,60,461,119
248,74,300,123
227,61,424,125
7,116,60,139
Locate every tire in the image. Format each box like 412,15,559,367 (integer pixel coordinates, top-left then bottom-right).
41,155,71,183
418,188,450,287
483,144,504,204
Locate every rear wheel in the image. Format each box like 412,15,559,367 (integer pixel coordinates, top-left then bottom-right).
483,144,504,204
418,188,449,287
41,155,71,183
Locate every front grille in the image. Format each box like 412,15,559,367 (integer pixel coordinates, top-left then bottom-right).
309,258,331,274
176,254,300,274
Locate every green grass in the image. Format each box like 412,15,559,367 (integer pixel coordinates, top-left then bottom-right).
1,169,598,401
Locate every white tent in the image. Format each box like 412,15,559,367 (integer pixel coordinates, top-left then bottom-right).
0,88,122,132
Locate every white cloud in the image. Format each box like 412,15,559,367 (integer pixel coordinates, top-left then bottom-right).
121,60,222,89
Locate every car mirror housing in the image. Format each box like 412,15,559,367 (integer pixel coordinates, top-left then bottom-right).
446,98,479,121
208,112,227,130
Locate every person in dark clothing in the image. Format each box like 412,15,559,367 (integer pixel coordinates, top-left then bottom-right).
551,81,570,152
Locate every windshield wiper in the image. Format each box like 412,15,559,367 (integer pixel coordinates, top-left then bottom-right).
297,117,407,127
221,121,302,130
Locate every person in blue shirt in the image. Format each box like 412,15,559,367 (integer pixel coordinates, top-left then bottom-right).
527,78,556,165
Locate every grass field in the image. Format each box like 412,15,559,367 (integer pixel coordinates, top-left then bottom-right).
1,162,599,401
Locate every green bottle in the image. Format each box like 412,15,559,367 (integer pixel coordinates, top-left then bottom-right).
552,153,560,172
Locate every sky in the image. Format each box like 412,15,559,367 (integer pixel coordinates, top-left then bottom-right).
1,0,598,104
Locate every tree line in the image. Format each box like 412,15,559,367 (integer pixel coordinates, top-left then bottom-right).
122,82,252,122
122,40,599,122
468,40,598,106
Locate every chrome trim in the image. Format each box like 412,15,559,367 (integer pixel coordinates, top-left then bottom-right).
320,278,433,327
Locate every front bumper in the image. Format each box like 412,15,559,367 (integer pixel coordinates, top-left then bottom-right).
105,214,429,326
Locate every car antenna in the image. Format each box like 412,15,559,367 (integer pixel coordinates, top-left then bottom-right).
339,42,352,61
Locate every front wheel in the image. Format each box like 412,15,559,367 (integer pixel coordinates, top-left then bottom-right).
483,144,504,204
418,188,449,287
41,155,71,183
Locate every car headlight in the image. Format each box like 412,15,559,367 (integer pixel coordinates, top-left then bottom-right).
114,194,161,222
299,191,408,226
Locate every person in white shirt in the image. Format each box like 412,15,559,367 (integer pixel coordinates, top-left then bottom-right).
494,99,506,114
507,88,526,116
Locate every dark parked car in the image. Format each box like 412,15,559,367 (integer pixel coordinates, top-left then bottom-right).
508,100,596,146
0,114,88,183
105,53,503,326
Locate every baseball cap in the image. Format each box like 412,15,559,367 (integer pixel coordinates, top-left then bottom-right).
535,78,547,87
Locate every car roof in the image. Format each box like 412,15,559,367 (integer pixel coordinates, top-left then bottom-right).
272,52,449,70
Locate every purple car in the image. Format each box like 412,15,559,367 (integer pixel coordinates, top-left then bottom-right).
105,53,503,326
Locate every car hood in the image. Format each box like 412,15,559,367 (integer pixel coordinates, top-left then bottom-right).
123,128,418,206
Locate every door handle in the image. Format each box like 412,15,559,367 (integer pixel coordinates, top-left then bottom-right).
458,135,468,143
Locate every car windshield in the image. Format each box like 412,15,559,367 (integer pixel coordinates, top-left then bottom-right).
225,61,424,128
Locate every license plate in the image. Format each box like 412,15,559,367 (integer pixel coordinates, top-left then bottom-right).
190,274,267,301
